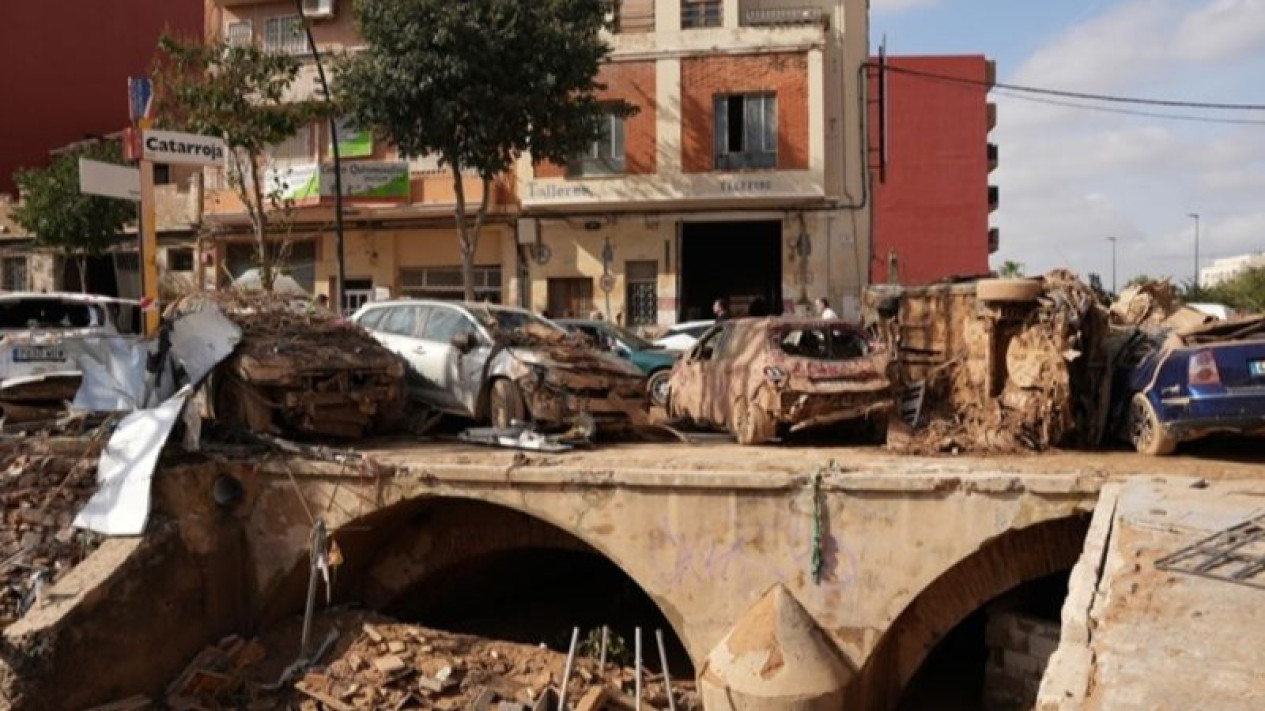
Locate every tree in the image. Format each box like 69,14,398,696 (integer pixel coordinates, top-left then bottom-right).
1087,272,1112,306
12,142,135,293
153,35,322,292
1125,274,1155,289
998,260,1025,278
1183,268,1265,314
336,0,629,300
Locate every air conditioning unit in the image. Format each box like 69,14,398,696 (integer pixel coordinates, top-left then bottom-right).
301,0,335,20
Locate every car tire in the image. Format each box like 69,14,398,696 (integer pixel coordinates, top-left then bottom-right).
489,379,526,430
647,370,671,408
733,397,775,445
1129,393,1176,456
976,278,1042,303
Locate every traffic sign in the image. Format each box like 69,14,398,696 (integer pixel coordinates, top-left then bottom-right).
78,158,140,201
128,77,153,124
142,129,228,167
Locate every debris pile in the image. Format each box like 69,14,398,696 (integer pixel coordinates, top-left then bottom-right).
150,611,698,711
177,293,407,439
0,435,103,626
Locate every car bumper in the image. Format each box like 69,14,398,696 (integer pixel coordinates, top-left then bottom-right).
1160,390,1265,439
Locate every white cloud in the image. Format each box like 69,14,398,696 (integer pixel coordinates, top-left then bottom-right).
1175,0,1265,62
870,0,941,15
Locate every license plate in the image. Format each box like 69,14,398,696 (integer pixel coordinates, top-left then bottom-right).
1251,360,1265,377
12,345,65,363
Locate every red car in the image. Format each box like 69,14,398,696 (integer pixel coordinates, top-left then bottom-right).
666,317,892,444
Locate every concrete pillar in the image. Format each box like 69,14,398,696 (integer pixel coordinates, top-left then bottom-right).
699,584,854,711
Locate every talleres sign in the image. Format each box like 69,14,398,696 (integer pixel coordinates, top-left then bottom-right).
142,129,227,167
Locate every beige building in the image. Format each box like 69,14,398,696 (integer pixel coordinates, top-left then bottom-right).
203,0,871,325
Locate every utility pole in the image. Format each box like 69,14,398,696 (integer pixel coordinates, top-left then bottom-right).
293,0,346,313
1188,213,1200,289
1107,236,1117,294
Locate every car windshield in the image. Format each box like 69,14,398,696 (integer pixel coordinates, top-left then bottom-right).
478,307,565,334
0,299,105,330
603,323,654,350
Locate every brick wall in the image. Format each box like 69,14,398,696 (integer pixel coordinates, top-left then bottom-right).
535,60,657,179
680,53,810,173
985,610,1061,711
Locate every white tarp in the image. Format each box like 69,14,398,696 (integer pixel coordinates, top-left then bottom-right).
73,387,191,536
63,336,149,411
168,301,242,385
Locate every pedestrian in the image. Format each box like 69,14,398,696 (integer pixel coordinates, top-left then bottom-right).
815,297,838,320
747,296,769,317
712,297,732,321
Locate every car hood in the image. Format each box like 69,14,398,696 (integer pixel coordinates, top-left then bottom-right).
509,345,644,378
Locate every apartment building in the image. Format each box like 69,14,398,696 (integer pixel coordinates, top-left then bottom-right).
203,0,870,323
868,55,998,286
1201,252,1265,288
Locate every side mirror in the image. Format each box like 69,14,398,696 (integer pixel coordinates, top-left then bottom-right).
451,332,478,353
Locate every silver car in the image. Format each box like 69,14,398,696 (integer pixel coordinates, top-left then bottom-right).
350,300,648,429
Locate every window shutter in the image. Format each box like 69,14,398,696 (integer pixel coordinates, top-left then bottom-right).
763,94,778,153
714,96,728,166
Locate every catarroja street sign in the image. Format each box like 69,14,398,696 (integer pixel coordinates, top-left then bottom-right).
142,129,227,167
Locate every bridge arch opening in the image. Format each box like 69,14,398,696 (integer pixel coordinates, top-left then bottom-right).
260,496,693,677
849,513,1091,711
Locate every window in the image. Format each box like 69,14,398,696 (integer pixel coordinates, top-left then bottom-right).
225,19,253,48
0,298,102,329
625,260,657,327
614,0,655,34
398,266,502,303
153,164,172,185
547,278,594,319
715,93,777,170
422,307,479,343
264,16,307,55
267,128,313,167
571,113,626,177
380,306,425,337
693,325,728,361
342,278,374,314
167,248,194,272
682,0,722,28
778,327,870,361
357,306,388,330
225,241,316,292
1,257,28,292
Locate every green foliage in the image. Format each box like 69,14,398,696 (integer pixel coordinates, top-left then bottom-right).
1086,272,1113,305
13,142,134,291
1182,268,1265,314
998,260,1025,278
153,34,324,290
336,0,628,299
1125,274,1155,289
578,627,632,668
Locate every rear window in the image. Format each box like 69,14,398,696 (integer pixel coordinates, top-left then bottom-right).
778,326,869,360
0,299,105,330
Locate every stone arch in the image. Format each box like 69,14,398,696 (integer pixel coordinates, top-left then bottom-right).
846,513,1091,711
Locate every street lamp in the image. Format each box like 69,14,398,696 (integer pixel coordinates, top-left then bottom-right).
1107,236,1117,294
1188,213,1200,289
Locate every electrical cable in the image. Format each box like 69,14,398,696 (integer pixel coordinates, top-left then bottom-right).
992,88,1265,126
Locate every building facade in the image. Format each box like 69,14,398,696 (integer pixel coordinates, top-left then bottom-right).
1201,252,1265,288
204,0,870,324
0,0,204,196
867,55,998,286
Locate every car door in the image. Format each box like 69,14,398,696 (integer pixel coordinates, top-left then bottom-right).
415,304,485,416
674,324,729,424
375,305,432,400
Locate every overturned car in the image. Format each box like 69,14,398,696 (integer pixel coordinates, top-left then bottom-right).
666,317,892,445
351,300,648,430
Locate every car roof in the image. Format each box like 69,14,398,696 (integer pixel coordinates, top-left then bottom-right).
666,320,714,331
359,299,531,314
0,291,139,305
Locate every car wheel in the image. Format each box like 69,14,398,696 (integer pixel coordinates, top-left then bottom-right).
733,397,775,445
1129,393,1176,456
489,379,526,430
647,370,671,408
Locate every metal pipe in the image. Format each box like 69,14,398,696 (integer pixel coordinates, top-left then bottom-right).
655,629,677,711
299,519,326,659
558,626,580,711
599,625,609,672
634,627,643,711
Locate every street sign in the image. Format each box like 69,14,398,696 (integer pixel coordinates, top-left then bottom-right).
128,77,153,124
78,158,140,201
142,129,227,167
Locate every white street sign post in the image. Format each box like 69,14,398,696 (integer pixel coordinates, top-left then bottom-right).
78,159,141,201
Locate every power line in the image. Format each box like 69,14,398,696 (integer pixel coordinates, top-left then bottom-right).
992,88,1265,126
871,62,1265,112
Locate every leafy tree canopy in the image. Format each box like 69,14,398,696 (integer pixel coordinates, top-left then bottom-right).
13,141,134,261
1182,268,1265,314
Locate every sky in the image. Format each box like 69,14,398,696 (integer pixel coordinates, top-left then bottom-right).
870,0,1265,290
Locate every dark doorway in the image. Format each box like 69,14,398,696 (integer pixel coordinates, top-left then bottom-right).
59,254,119,295
679,220,781,321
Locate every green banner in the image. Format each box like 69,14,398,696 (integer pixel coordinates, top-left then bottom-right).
320,162,410,204
332,118,372,158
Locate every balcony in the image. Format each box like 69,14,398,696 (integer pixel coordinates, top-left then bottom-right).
988,185,999,212
742,4,830,27
987,143,998,172
988,227,1000,254
613,0,654,34
682,0,723,29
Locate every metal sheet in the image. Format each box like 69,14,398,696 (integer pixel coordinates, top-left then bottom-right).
73,387,191,536
63,336,149,411
169,302,242,385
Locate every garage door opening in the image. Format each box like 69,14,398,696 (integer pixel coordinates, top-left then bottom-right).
679,220,782,321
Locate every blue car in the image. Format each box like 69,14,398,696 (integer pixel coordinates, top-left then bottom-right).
1117,317,1265,455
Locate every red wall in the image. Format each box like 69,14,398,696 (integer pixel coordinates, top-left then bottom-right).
868,55,993,285
0,0,205,195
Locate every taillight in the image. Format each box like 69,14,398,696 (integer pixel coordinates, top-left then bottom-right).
1188,349,1222,387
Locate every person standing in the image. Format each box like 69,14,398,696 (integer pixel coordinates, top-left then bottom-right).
815,297,838,320
712,297,732,321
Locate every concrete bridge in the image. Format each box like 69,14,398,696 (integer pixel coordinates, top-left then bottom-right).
3,442,1131,709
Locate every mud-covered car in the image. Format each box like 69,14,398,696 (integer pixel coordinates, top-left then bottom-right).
666,317,892,444
0,293,140,421
351,300,648,429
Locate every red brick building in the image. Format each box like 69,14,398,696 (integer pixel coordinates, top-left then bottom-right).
0,0,204,195
868,55,998,285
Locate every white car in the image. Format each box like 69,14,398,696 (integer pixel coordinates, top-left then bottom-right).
350,300,647,429
652,319,715,353
0,293,140,413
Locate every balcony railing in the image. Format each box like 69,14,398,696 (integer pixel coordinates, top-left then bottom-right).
742,6,829,27
682,0,722,29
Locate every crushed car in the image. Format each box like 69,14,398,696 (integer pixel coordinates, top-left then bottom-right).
666,317,892,445
0,292,140,423
350,300,648,431
557,318,678,407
